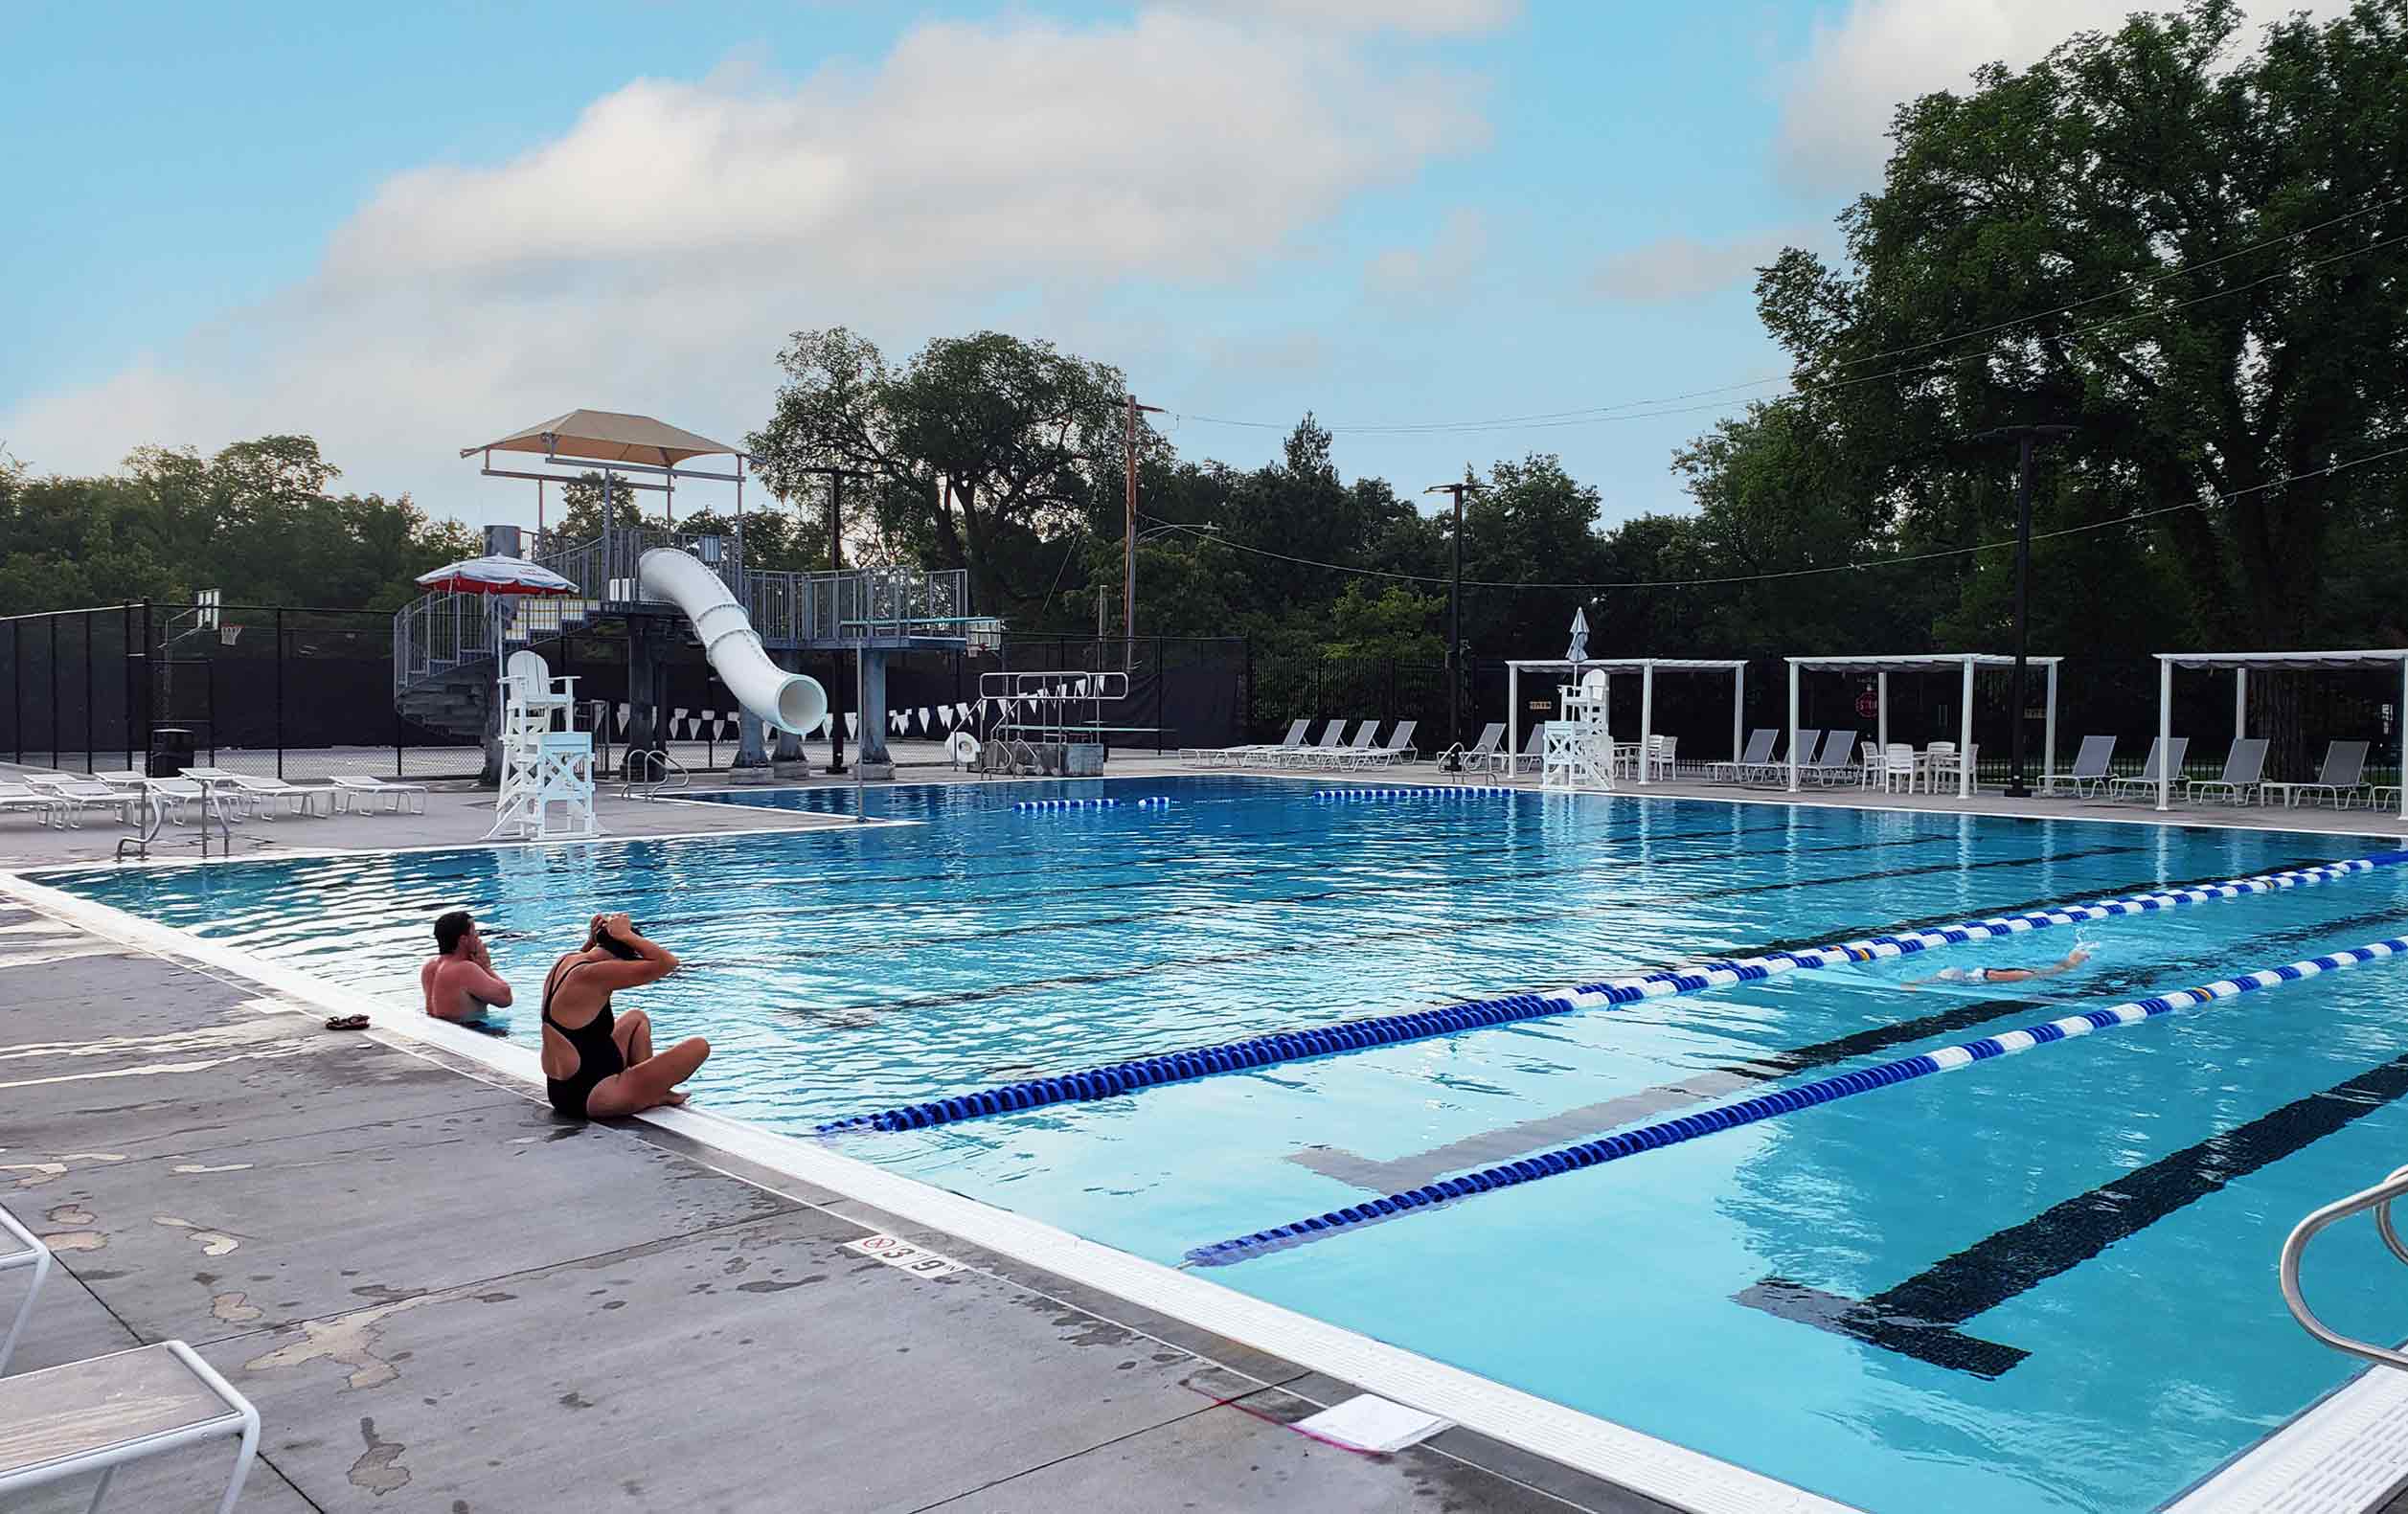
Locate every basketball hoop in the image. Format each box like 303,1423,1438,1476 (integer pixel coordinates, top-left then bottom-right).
219,624,243,646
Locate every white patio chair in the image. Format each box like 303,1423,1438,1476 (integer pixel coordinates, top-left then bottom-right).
1871,742,1918,793
1709,728,1777,783
1644,734,1678,781
2186,737,2269,805
0,1340,260,1514
1,1202,52,1373
2264,740,2371,809
2105,735,2191,802
329,776,429,814
1927,742,1980,793
2041,735,2117,798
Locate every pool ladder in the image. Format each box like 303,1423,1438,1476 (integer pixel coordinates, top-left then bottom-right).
618,750,690,802
2280,1164,2408,1370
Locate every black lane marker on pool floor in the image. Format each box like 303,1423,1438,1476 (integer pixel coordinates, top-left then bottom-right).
779,842,2145,1023
1287,876,2375,1190
1736,1050,2408,1379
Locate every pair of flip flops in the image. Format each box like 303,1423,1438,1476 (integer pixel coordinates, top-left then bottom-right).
323,1013,370,1031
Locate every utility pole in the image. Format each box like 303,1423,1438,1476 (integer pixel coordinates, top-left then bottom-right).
1425,481,1488,768
1123,394,1163,672
793,464,875,774
1973,424,2077,798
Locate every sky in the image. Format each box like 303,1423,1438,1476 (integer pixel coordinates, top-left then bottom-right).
0,0,2341,532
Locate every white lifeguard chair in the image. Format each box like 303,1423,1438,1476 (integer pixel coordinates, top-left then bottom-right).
1541,668,1615,791
486,651,600,841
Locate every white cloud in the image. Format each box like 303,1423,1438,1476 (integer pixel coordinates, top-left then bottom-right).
1177,0,1520,36
1775,0,2353,192
1364,208,1488,297
1586,231,1796,303
4,9,1486,518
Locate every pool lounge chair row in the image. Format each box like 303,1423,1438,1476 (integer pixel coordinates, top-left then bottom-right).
0,770,428,827
1183,718,1420,769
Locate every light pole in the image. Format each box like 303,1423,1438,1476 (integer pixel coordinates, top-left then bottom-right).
1124,520,1218,644
1425,482,1487,769
1122,394,1164,671
1973,424,2077,798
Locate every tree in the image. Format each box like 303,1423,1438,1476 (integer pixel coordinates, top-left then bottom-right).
748,328,1137,618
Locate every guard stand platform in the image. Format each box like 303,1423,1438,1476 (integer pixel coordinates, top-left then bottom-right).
486,651,599,840
1540,672,1616,791
975,671,1147,776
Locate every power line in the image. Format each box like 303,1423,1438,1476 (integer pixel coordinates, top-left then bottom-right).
1141,441,2408,592
1172,195,2408,439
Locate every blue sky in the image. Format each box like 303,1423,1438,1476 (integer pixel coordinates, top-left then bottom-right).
3,0,2271,529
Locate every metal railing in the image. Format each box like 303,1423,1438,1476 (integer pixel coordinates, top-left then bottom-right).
2280,1164,2408,1370
617,749,689,801
394,529,974,696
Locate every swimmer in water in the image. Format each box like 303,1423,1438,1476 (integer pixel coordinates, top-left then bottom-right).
1902,943,2092,990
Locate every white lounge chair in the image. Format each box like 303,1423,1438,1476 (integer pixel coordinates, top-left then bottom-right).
1205,718,1309,768
1269,719,1350,769
0,1339,260,1514
1805,732,1861,785
1777,730,1826,786
2105,735,2191,802
1359,719,1420,767
329,776,428,814
1710,729,1778,784
222,775,334,819
21,777,141,828
0,784,63,826
2042,735,2117,798
2186,737,2269,805
1,1202,52,1373
2264,740,2370,809
1439,722,1505,775
1311,721,1380,770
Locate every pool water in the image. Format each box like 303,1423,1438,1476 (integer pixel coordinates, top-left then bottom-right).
37,777,2408,1513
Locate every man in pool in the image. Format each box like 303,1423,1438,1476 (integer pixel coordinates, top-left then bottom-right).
420,910,515,1023
1903,942,2092,990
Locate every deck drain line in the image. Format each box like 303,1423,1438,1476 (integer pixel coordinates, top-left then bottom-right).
813,850,2408,1136
1184,934,2408,1266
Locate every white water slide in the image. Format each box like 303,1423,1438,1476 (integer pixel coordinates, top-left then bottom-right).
637,548,828,734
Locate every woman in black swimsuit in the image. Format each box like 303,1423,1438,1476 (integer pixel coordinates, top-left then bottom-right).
539,913,710,1118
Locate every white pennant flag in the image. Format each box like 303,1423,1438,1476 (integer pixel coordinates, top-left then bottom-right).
956,702,971,724
615,702,630,735
938,706,954,728
671,707,689,739
818,713,834,737
845,712,858,736
916,707,930,732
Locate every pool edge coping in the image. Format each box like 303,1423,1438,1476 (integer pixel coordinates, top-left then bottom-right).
0,864,1863,1514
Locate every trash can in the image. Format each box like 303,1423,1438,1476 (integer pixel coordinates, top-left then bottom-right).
148,727,195,779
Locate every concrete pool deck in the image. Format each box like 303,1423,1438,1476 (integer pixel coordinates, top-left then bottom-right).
0,909,1660,1513
7,758,2408,1512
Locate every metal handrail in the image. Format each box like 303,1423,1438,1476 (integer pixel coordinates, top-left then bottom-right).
618,749,689,801
2280,1164,2408,1370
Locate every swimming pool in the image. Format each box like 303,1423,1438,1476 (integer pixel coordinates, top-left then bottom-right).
34,777,2408,1512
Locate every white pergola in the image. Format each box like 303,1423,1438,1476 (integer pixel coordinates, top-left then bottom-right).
1503,658,1749,784
2154,649,2408,818
1785,653,2062,799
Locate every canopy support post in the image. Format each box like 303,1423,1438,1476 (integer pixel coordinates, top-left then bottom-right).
1959,657,1974,799
1638,662,1654,786
1786,661,1801,793
2236,667,2248,741
2043,662,2058,794
2158,659,2173,812
1875,671,1889,759
1507,664,1519,769
1732,664,1743,766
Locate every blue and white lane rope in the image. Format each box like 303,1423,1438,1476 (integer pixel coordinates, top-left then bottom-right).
1314,787,1516,801
1013,798,1124,811
811,849,2407,1135
1183,936,2408,1266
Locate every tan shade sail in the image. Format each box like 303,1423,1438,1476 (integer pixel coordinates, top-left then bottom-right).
460,409,737,466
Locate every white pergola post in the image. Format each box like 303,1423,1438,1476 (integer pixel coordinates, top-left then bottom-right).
1875,670,1889,757
2235,667,2248,741
1638,662,1655,785
2157,657,2173,812
1507,664,1519,766
2397,655,2407,822
1958,656,1975,799
2043,661,2058,793
1786,661,1801,793
1732,665,1744,767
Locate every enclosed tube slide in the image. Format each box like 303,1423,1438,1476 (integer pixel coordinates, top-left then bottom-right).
637,548,828,734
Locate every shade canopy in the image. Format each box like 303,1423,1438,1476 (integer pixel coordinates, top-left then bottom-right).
1505,657,1748,672
459,409,738,467
415,555,578,596
1788,653,2063,674
2156,648,2408,672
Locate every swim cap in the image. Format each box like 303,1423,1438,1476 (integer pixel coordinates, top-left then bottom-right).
1935,966,1970,983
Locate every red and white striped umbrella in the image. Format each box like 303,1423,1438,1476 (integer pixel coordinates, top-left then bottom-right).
415,555,578,596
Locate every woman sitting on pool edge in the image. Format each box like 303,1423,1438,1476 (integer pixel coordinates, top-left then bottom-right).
538,913,710,1119
1902,942,2092,990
